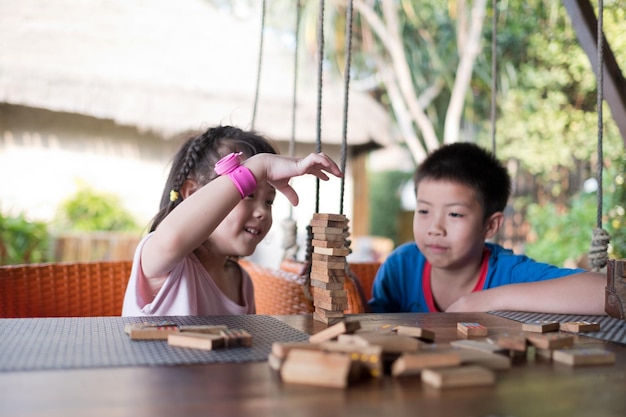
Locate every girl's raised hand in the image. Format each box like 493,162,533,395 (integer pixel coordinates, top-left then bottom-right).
245,153,343,206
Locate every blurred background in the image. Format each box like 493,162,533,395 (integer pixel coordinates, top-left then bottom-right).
1,0,624,270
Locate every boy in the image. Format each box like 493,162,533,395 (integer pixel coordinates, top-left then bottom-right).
368,142,606,314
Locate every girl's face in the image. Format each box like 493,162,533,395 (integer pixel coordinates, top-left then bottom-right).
210,181,276,257
413,179,496,270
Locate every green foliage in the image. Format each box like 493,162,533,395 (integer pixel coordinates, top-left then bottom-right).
55,185,140,232
524,154,626,265
368,170,413,245
0,211,50,265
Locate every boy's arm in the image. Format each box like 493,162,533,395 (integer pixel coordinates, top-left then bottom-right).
445,272,606,315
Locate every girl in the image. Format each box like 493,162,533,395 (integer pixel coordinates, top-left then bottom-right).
122,125,343,316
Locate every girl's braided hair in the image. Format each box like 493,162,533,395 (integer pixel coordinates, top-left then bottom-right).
149,125,278,232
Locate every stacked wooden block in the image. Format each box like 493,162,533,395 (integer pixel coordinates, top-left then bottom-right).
309,213,350,325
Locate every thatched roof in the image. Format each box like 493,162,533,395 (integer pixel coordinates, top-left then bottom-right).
0,0,393,148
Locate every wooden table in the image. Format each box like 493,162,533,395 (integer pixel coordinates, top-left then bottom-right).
1,312,625,417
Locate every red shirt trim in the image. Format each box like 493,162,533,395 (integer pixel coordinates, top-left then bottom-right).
422,247,490,312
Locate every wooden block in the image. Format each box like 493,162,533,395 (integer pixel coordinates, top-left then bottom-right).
313,292,348,306
552,348,616,366
167,332,225,350
271,342,322,359
126,321,180,340
311,239,347,249
310,233,346,242
522,320,560,333
309,321,361,344
310,219,347,228
312,287,347,298
267,352,283,371
321,342,384,378
313,246,351,256
457,322,488,337
179,325,228,334
391,351,461,377
311,265,345,276
453,349,512,370
219,329,253,347
395,325,436,343
560,321,601,333
314,309,344,325
310,271,345,284
310,279,345,290
421,366,496,389
526,333,575,350
312,253,347,263
312,213,347,222
311,259,346,270
315,298,348,311
338,332,421,354
449,339,506,354
280,349,352,388
311,226,345,235
492,333,527,352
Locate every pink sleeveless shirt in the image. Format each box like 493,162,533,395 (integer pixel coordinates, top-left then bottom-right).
122,233,256,316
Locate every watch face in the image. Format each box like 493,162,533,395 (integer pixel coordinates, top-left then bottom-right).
215,152,242,175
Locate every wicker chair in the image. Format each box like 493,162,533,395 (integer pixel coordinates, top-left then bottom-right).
0,260,133,318
277,259,381,314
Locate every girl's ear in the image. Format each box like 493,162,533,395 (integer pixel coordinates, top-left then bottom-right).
180,179,199,199
484,211,504,240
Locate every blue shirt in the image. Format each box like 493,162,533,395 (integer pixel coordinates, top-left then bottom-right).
368,242,584,313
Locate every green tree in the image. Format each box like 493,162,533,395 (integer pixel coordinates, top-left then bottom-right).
0,211,50,264
55,184,140,232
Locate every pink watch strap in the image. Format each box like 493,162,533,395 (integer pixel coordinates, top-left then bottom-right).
215,152,257,199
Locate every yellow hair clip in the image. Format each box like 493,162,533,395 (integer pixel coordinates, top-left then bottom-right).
169,190,179,202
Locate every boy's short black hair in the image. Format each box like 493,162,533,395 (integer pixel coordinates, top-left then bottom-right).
414,142,511,219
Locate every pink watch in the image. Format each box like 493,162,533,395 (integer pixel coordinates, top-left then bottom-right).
215,152,257,199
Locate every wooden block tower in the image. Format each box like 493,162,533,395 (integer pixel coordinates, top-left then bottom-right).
309,213,350,325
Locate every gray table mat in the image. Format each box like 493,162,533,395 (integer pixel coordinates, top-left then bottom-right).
0,315,309,372
489,310,626,345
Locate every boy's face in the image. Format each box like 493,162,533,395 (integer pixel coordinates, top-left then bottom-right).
413,179,498,270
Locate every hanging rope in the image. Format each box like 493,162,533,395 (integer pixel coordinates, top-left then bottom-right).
281,0,302,262
589,0,611,272
250,0,267,129
338,0,353,215
314,0,325,214
489,0,497,155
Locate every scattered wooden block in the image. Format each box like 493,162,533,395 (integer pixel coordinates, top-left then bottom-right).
453,348,512,370
521,320,560,333
449,339,505,354
179,325,228,334
421,365,496,389
338,332,421,354
526,333,575,350
309,321,361,344
280,349,352,388
552,348,616,366
395,325,435,343
560,321,601,333
321,341,384,378
125,321,180,340
167,332,225,351
457,322,488,337
271,342,322,359
219,329,252,347
491,333,527,352
391,351,461,377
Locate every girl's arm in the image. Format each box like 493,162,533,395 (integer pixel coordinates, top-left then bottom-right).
141,153,343,280
445,272,607,315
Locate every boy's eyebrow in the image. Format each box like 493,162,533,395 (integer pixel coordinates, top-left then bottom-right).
416,199,472,208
